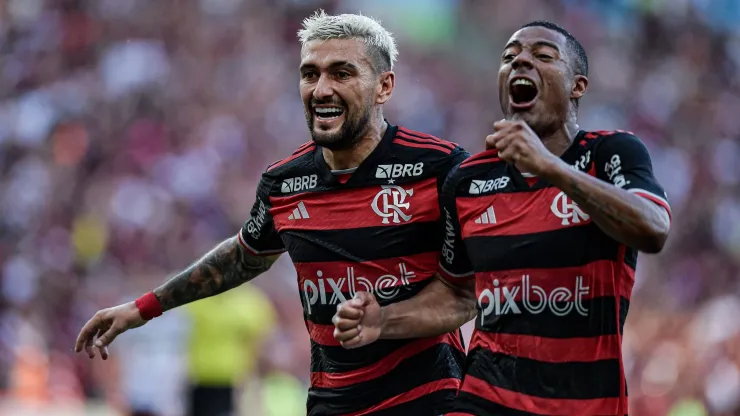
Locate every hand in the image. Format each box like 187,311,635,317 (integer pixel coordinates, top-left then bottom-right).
74,302,147,360
332,291,382,349
485,120,559,176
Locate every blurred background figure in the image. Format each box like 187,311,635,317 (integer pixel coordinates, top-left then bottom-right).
0,0,739,415
183,284,275,416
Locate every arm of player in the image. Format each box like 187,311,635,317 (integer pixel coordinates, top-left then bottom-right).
333,274,476,348
541,133,671,253
152,237,279,311
333,166,478,348
75,176,285,359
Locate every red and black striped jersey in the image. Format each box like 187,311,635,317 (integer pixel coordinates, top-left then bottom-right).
439,131,671,416
239,122,469,416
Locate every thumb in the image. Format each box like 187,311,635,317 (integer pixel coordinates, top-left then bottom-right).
352,291,374,307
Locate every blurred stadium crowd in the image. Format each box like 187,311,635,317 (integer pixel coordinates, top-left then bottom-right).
1,0,740,415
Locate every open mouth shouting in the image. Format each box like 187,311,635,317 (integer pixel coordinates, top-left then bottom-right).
509,76,539,110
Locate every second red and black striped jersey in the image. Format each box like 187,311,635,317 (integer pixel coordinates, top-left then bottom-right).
439,131,671,416
239,122,469,416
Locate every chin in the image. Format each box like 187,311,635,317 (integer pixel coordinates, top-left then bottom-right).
311,130,354,150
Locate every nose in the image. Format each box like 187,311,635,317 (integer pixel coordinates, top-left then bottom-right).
312,73,334,101
511,50,534,71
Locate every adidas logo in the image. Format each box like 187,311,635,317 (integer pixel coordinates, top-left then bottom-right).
474,206,496,224
288,202,310,220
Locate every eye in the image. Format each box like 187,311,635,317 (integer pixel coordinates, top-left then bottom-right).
302,71,317,81
537,54,553,60
503,54,516,62
336,71,351,80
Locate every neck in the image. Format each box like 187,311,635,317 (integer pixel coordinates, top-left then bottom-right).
322,116,387,171
539,117,580,157
515,117,579,174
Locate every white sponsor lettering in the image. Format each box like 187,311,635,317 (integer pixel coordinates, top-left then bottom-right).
442,207,456,265
245,198,268,239
281,174,318,193
302,263,415,314
375,163,424,179
604,154,630,188
572,150,591,172
478,275,590,325
371,185,414,224
551,191,590,226
469,177,510,195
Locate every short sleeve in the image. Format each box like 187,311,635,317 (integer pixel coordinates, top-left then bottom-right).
237,175,286,256
438,168,475,283
594,133,672,219
438,146,471,183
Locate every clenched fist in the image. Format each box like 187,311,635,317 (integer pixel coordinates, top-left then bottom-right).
332,291,382,349
485,120,560,176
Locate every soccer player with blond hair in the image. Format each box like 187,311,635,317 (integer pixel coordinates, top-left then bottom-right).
76,10,474,415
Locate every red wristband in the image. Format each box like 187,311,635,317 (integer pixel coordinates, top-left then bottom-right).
135,292,163,320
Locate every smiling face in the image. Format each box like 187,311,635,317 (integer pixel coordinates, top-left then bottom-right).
299,38,389,151
498,26,587,135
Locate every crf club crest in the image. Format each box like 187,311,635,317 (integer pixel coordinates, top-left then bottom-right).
550,191,590,226
372,185,414,224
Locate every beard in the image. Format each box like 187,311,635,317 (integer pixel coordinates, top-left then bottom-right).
305,99,373,151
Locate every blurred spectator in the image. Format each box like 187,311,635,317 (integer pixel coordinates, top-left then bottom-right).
184,285,276,416
0,0,738,415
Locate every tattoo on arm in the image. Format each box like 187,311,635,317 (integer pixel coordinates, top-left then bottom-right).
565,177,640,229
153,236,277,311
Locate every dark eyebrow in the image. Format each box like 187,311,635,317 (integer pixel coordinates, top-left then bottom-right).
503,39,561,53
299,61,360,72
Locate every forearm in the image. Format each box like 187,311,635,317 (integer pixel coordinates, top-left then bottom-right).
379,275,476,339
542,161,670,253
153,236,277,311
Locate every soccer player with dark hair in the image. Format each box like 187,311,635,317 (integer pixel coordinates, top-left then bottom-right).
332,21,671,416
75,10,473,416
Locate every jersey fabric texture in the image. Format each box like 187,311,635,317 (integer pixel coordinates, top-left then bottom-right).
439,131,671,416
239,122,469,416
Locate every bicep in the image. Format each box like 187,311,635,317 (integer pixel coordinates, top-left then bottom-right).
436,272,475,300
595,134,672,218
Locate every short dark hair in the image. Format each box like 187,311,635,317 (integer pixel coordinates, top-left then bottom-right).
521,20,588,76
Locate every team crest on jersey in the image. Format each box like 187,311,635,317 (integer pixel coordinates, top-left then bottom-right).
371,185,414,224
551,191,590,226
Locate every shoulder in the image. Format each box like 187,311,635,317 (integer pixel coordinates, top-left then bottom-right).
390,125,469,178
264,141,317,177
443,149,508,194
392,125,467,160
259,141,318,193
581,129,645,151
458,149,503,170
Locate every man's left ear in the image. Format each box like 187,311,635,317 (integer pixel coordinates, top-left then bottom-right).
571,75,588,100
376,71,395,105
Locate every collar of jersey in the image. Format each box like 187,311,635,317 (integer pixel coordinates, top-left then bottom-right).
313,120,398,187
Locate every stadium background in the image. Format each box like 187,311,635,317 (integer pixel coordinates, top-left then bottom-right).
1,0,739,415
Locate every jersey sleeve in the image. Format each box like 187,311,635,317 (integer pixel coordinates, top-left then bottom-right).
438,167,475,283
436,146,471,189
237,174,286,256
594,132,672,219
